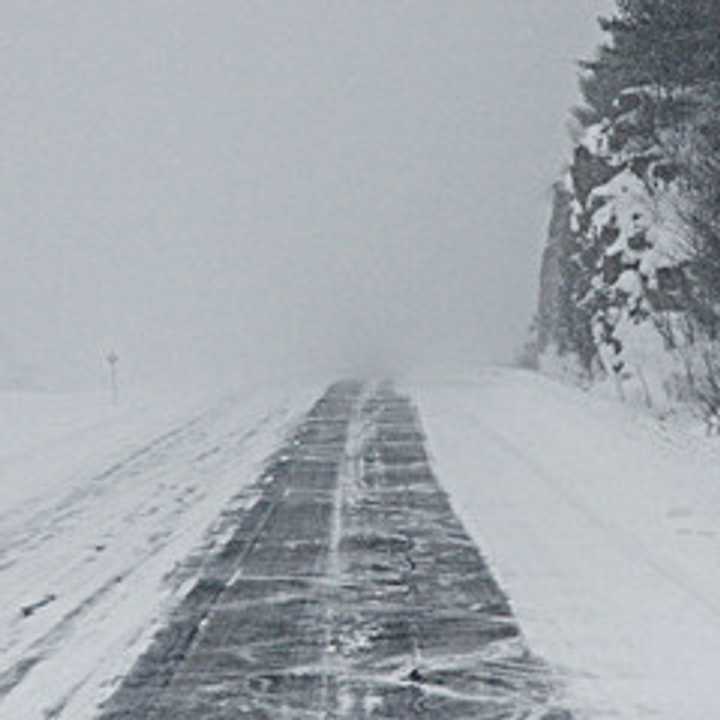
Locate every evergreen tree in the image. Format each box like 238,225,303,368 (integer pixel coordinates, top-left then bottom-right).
574,0,720,126
603,0,720,91
575,43,645,124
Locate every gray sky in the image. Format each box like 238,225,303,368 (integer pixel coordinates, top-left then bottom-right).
0,1,612,389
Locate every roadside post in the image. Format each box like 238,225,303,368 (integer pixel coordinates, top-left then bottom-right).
107,351,119,406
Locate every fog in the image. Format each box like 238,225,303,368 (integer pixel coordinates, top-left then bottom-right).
0,1,611,390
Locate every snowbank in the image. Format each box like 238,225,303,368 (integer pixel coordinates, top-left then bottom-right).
412,368,720,720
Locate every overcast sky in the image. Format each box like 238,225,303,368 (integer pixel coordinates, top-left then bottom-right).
0,1,612,389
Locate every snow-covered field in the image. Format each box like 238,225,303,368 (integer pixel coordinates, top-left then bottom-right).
0,382,320,719
413,368,720,720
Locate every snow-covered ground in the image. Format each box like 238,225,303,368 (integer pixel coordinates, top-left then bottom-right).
0,382,320,719
413,368,720,720
5,369,720,719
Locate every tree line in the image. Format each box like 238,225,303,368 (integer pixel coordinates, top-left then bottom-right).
533,0,720,413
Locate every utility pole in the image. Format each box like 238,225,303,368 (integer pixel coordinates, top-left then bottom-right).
107,351,119,406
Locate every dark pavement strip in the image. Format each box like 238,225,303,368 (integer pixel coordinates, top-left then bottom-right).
98,381,571,720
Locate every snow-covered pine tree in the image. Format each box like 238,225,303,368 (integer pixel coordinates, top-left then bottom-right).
535,0,720,412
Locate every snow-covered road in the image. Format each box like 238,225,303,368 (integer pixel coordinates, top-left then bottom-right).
0,384,319,719
413,368,720,720
97,381,567,719
3,370,720,719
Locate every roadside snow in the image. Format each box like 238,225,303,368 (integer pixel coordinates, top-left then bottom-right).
0,389,214,513
412,368,720,720
0,382,319,720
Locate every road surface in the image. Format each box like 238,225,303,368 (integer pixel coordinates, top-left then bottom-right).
98,381,569,719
